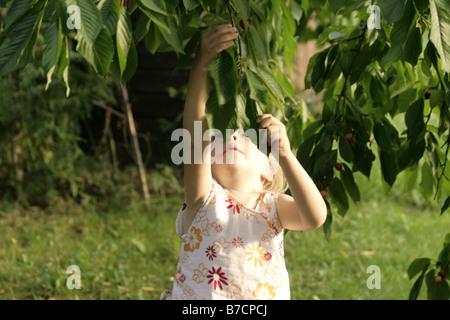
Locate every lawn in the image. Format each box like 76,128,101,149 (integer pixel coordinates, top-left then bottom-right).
0,165,449,300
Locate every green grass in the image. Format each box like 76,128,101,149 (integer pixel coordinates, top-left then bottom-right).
0,166,449,300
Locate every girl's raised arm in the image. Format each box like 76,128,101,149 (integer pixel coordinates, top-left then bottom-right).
182,25,238,228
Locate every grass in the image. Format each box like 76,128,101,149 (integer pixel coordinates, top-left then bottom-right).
0,163,449,300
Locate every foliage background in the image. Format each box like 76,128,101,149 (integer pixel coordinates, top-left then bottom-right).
0,0,449,299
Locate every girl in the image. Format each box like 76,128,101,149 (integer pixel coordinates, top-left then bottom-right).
162,24,327,300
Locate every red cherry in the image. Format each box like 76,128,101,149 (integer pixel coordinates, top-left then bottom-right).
435,276,442,284
345,133,353,142
335,163,343,171
372,153,376,161
424,91,431,100
438,271,446,279
351,137,357,145
239,19,251,29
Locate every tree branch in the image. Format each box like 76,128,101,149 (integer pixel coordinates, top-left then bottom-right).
225,0,242,59
435,133,450,200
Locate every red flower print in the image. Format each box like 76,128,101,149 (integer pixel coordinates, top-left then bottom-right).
180,274,186,283
232,237,243,248
264,252,272,261
215,224,223,233
205,245,217,261
226,198,242,214
207,267,228,291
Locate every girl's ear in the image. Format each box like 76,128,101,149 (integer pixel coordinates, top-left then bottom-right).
260,173,273,184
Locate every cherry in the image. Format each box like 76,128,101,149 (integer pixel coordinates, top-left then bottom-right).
435,276,442,284
335,163,343,171
372,153,376,161
239,19,251,30
320,187,329,199
438,270,446,279
424,91,431,100
345,133,353,142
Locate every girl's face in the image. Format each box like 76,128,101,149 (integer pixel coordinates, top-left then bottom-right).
210,131,270,185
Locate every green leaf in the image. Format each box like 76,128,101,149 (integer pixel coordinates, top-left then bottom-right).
404,26,422,67
429,0,450,73
256,66,285,103
406,98,425,140
311,48,328,92
373,118,401,150
43,20,63,74
120,38,138,83
152,12,184,53
233,0,250,20
380,150,398,186
0,10,39,76
328,177,349,217
353,145,373,178
66,0,102,46
116,5,133,76
97,0,120,36
408,258,431,279
249,25,268,65
297,134,317,168
381,0,416,68
409,267,428,300
43,19,64,90
441,196,450,215
339,138,354,162
246,68,268,105
420,161,434,198
4,0,33,30
182,0,199,11
378,0,405,24
76,26,114,77
209,50,237,105
323,209,332,241
138,0,167,15
340,164,360,203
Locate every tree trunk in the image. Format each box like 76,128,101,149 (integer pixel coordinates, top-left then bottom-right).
119,83,150,206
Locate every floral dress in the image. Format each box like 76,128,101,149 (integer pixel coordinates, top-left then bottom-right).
162,179,290,300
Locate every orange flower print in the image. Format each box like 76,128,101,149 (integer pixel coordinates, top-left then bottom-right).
253,282,276,300
175,266,185,287
245,243,266,267
192,263,208,284
183,226,203,252
207,267,228,291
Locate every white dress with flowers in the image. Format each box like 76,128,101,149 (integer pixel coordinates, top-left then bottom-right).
162,179,290,300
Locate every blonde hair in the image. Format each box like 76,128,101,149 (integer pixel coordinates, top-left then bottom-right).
260,153,287,196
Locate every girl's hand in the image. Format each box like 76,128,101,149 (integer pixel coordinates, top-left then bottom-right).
257,114,292,159
194,24,238,69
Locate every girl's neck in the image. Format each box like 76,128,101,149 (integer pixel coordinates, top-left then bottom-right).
224,186,263,210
